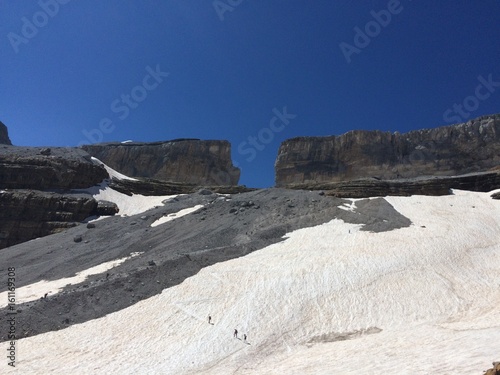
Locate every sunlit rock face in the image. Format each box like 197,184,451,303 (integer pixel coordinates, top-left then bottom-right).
82,139,240,186
275,114,500,186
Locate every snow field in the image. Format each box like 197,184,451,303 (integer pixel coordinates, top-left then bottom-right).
1,190,499,374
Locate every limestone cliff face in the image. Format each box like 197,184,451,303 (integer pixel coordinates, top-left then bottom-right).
0,146,108,190
0,122,12,145
275,114,500,186
0,190,98,249
82,140,240,186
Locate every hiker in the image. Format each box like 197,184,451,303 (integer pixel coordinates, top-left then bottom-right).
208,315,212,324
243,334,247,342
234,329,238,338
44,293,48,299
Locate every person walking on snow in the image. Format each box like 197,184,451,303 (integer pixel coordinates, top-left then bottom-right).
208,315,212,324
243,334,247,342
234,329,238,338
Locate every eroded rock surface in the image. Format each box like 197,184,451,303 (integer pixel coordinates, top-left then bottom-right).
275,114,500,186
0,146,108,190
82,140,240,185
0,190,98,249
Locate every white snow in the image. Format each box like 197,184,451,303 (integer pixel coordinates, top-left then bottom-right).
81,158,179,218
91,157,137,181
151,205,204,227
0,252,142,308
338,200,357,212
2,190,500,374
90,185,177,218
121,140,133,144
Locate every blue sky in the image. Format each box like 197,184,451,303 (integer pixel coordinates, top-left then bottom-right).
1,0,499,187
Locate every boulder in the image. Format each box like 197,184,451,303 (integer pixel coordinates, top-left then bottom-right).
96,200,119,216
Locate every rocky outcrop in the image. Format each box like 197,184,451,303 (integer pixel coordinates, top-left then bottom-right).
108,177,255,196
283,171,500,198
0,121,11,145
0,190,98,249
0,145,108,190
275,114,500,186
96,200,119,216
82,140,240,185
0,145,113,249
485,362,500,375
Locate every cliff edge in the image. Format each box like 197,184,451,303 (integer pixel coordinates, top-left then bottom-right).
275,114,500,186
82,139,240,186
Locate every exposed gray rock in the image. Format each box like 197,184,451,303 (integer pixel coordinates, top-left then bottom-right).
275,114,500,186
82,139,240,185
96,200,119,216
0,146,108,190
0,121,12,145
198,188,213,195
0,188,411,341
108,177,255,196
284,171,500,198
0,190,98,249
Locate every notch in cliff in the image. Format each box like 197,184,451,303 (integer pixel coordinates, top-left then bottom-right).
82,139,240,186
0,121,12,145
275,114,500,186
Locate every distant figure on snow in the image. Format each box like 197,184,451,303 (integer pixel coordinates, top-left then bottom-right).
43,293,48,299
234,329,238,338
243,334,247,342
208,315,212,324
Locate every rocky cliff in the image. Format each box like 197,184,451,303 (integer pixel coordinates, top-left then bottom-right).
0,190,99,249
275,114,500,186
0,145,108,190
82,140,240,186
284,172,500,198
0,145,112,249
0,121,12,145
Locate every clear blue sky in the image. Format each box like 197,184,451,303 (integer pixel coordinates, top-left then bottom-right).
1,0,499,187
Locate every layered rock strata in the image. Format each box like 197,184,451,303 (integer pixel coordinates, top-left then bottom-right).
283,171,500,198
0,141,111,249
275,114,500,186
108,177,255,196
0,190,99,249
0,145,108,190
82,140,240,185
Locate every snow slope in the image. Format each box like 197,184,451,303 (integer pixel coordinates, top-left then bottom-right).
2,190,499,374
84,158,179,218
91,157,137,181
0,252,142,308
